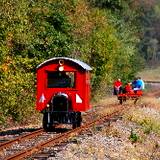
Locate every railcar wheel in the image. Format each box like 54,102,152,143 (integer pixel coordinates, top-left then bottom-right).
72,112,82,129
134,98,138,104
119,99,123,105
43,112,53,132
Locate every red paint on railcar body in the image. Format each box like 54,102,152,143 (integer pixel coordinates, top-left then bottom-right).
36,57,92,112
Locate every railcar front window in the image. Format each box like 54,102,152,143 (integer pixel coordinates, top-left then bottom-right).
47,71,75,88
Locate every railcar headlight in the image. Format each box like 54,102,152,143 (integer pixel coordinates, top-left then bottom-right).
59,66,64,71
47,104,50,108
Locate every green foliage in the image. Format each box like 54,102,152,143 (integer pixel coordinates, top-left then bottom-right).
134,0,160,66
89,0,123,10
0,57,38,124
129,128,139,143
0,0,145,126
0,0,75,125
106,12,141,81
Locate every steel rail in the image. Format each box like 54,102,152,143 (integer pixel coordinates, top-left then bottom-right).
0,128,44,151
5,107,124,160
144,80,160,83
0,112,94,152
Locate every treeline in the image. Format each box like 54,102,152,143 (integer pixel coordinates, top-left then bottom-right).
0,0,156,125
136,0,160,65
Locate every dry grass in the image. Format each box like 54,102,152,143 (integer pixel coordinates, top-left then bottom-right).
123,104,160,135
94,96,121,116
96,94,160,136
138,66,160,81
95,94,160,135
139,96,160,111
97,96,118,106
101,123,160,160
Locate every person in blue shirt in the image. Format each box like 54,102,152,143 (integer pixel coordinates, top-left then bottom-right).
132,77,144,91
137,77,145,90
136,78,142,88
132,78,138,89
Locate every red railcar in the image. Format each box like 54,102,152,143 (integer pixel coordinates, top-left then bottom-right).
36,57,92,131
117,90,143,104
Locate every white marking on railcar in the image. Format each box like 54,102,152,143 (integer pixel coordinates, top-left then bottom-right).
76,94,82,103
39,93,46,103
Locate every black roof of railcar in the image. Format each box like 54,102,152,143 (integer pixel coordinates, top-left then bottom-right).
37,57,92,71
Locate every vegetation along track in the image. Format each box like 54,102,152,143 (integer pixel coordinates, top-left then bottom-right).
0,105,127,160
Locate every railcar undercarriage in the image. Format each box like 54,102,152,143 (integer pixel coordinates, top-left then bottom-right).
42,93,82,131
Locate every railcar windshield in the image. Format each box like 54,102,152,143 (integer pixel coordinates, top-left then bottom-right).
47,71,75,88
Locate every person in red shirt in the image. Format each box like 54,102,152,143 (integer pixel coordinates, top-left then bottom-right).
113,78,123,95
124,82,133,93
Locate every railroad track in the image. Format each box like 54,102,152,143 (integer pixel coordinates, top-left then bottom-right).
0,128,44,151
144,80,160,83
0,113,95,145
0,111,95,148
1,106,125,160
